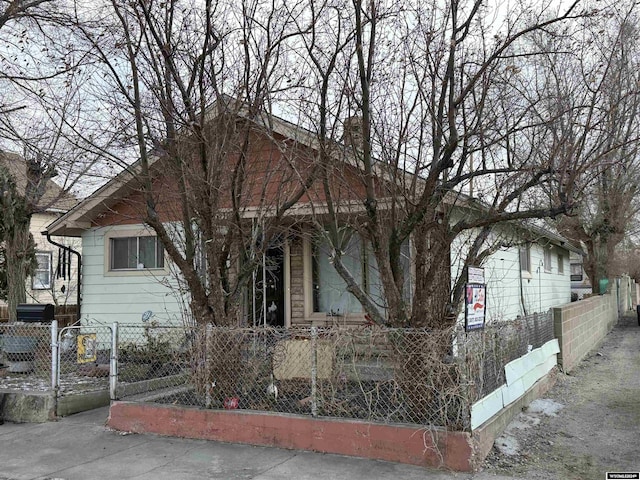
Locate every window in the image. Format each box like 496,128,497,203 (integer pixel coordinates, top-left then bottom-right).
110,236,164,270
519,245,531,273
193,230,209,285
32,252,52,289
543,248,552,272
313,232,400,315
557,253,564,274
570,263,583,281
310,233,411,316
313,234,367,315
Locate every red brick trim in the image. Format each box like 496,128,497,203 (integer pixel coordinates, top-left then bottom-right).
108,402,475,471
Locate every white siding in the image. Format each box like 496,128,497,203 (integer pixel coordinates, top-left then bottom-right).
483,247,522,321
80,222,571,327
80,225,183,326
483,243,571,321
452,225,572,323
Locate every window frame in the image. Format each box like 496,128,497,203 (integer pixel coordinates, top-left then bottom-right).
110,236,164,271
32,251,53,290
557,253,564,274
104,228,168,277
519,244,531,276
307,232,412,319
570,263,583,282
311,233,368,316
543,248,552,273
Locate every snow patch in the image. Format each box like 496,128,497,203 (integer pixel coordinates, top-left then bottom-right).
509,413,541,430
494,434,520,456
526,398,564,417
493,398,564,456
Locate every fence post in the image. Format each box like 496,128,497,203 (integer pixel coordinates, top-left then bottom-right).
205,324,212,409
110,322,119,400
51,320,59,392
310,326,318,417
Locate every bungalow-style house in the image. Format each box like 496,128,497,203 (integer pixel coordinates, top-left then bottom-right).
0,152,80,308
45,110,577,328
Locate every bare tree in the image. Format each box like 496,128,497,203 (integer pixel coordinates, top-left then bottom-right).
0,0,101,318
60,0,640,330
534,3,640,293
294,0,584,328
69,0,321,325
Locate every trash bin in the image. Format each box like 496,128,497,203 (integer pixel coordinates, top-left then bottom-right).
3,335,38,373
599,278,609,295
15,303,54,323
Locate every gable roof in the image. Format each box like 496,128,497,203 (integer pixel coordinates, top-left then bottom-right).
45,104,580,255
45,103,335,237
0,151,77,213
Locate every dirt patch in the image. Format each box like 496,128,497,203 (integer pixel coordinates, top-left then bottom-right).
480,314,640,480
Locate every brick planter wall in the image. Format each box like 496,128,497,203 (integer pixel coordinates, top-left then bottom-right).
108,402,478,471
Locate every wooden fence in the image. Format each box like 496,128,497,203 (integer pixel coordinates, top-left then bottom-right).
0,304,79,327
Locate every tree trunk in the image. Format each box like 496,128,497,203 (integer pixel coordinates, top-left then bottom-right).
411,217,453,329
5,219,33,321
585,239,612,295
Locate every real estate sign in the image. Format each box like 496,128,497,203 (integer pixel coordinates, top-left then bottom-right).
467,266,485,284
465,283,486,331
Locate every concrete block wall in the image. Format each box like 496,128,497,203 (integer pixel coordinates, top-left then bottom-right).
552,283,618,372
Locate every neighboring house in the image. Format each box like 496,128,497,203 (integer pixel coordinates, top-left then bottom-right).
569,251,592,300
28,210,82,306
0,152,80,307
46,112,576,327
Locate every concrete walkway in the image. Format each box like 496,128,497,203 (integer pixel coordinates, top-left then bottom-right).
482,312,640,478
0,405,520,480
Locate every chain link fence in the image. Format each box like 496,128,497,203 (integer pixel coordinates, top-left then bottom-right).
116,323,191,399
0,312,555,428
458,312,554,400
115,324,472,429
114,312,554,430
0,323,53,391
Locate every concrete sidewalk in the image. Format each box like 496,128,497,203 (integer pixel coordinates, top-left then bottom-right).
3,316,638,479
0,406,517,480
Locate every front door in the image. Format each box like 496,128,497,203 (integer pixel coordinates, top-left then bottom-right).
263,245,284,327
249,243,285,327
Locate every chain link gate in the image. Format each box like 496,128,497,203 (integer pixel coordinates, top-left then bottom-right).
56,324,115,400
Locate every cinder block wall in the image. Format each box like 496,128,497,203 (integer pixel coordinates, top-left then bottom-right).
553,283,618,373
